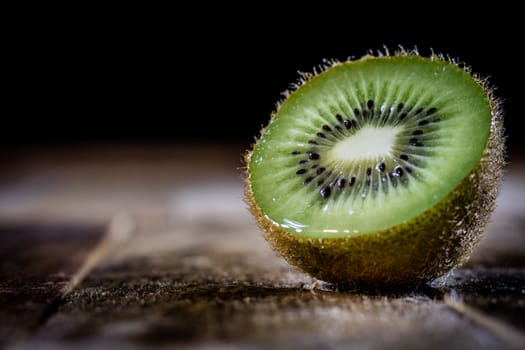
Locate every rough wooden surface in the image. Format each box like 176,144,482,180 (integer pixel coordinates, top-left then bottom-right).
1,146,524,349
0,224,106,348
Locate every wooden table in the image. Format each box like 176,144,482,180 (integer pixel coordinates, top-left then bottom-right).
1,145,524,349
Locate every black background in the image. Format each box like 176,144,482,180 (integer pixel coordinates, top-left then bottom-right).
5,30,523,156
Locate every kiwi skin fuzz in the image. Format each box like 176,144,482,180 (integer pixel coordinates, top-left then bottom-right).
244,52,505,289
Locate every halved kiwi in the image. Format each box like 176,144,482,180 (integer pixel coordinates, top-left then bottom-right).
244,50,504,288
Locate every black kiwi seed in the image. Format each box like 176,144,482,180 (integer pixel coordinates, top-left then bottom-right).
317,179,324,186
335,125,342,132
377,162,386,172
316,167,326,175
366,167,372,176
400,154,409,161
412,130,423,135
337,178,346,188
308,140,318,145
353,108,360,116
392,167,404,177
415,108,424,115
418,120,429,126
308,152,320,160
336,114,343,122
344,119,353,129
349,177,356,186
322,125,332,132
367,100,374,109
296,169,307,175
320,186,331,199
397,103,404,111
409,137,418,145
299,160,308,164
399,113,407,120
292,151,300,155
316,132,327,138
304,177,313,184
427,107,437,115
312,164,319,169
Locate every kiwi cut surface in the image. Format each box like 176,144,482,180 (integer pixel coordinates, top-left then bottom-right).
245,51,504,288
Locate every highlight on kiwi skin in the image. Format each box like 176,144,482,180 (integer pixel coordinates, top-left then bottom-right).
244,48,505,289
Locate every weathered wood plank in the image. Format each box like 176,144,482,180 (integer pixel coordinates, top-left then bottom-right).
1,147,523,349
22,208,522,349
0,224,107,348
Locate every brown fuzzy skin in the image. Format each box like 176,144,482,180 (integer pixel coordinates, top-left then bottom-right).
244,52,505,289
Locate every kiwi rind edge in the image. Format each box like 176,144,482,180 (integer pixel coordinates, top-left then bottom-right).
243,49,505,288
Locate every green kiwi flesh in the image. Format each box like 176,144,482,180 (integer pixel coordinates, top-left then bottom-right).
245,53,504,288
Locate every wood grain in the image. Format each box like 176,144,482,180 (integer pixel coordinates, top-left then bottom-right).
0,224,107,348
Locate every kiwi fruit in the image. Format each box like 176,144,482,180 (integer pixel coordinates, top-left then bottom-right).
244,49,505,289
